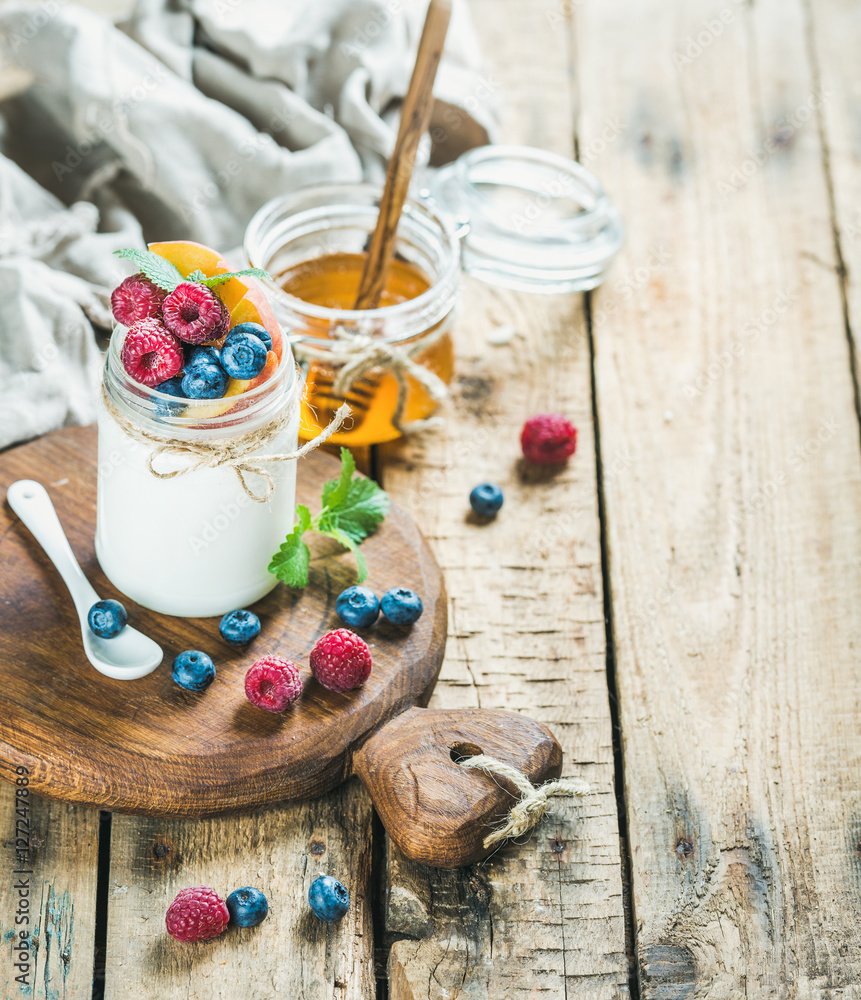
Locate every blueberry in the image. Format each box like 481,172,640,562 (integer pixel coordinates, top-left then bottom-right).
335,586,380,629
172,650,215,691
153,377,186,417
219,609,261,646
226,886,268,928
231,321,272,352
155,376,186,398
469,482,504,517
87,599,127,638
380,587,423,626
182,363,229,399
308,875,349,923
185,345,222,370
221,330,268,380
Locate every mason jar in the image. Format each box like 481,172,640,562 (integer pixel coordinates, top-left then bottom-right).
96,331,299,618
244,183,460,447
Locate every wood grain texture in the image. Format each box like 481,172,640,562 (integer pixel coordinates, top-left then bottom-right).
104,780,375,1000
579,0,861,993
0,785,100,999
355,707,562,868
380,0,628,995
0,426,446,817
809,0,861,423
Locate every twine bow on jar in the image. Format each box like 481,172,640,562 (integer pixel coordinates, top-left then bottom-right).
291,324,450,435
101,379,351,504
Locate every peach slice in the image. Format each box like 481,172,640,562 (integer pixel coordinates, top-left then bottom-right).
148,240,248,310
247,350,279,390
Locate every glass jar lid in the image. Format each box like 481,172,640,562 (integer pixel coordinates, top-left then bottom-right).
424,144,623,294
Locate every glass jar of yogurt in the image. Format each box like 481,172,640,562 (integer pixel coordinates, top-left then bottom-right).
96,332,299,618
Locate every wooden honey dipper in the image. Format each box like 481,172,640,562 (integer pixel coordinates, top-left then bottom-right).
307,0,452,436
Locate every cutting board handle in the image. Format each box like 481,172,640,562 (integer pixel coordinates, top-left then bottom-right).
352,706,563,869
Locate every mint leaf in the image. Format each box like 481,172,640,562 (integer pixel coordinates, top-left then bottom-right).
268,530,311,588
270,453,387,589
114,249,184,292
295,504,313,534
321,447,356,510
199,267,271,288
326,477,390,544
268,505,313,588
186,269,206,282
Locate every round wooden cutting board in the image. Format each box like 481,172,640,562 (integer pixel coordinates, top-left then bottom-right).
0,426,564,868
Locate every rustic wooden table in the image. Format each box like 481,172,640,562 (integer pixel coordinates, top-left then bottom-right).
4,0,861,995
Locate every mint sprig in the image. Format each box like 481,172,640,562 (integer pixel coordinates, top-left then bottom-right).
114,249,270,292
200,268,270,287
114,248,184,291
268,449,389,588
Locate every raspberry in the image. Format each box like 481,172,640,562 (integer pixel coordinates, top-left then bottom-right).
310,629,372,692
245,655,303,712
120,319,183,387
520,413,578,465
110,274,165,327
163,282,230,345
165,886,229,942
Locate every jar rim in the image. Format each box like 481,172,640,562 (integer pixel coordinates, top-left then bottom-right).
103,326,298,438
451,144,610,233
244,182,461,338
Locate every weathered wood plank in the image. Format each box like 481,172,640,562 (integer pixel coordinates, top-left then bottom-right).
809,0,861,419
104,781,375,999
0,784,100,999
380,0,628,996
579,0,861,993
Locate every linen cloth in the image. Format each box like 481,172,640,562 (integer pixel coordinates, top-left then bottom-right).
0,0,495,447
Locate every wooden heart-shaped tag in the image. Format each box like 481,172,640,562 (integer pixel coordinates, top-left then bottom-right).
352,707,563,868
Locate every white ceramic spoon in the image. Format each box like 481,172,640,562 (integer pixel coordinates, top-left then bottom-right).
6,480,163,680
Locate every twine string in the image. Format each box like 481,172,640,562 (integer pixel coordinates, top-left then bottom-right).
459,754,591,849
101,381,351,504
291,323,449,435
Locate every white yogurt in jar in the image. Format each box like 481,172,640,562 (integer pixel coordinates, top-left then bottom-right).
96,335,299,618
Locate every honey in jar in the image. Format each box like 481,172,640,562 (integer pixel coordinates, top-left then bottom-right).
280,252,455,447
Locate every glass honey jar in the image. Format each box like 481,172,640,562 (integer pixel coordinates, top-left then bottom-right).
244,184,460,446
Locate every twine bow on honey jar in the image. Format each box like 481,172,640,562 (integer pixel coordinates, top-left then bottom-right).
291,325,450,435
